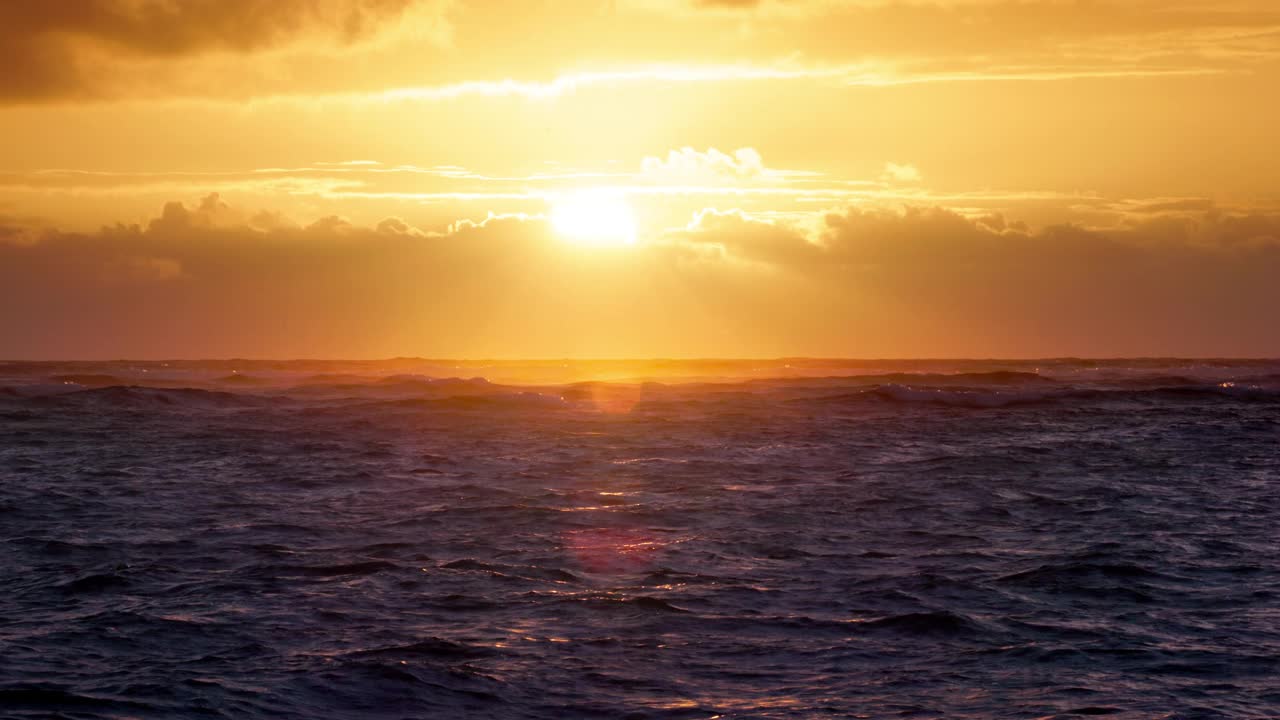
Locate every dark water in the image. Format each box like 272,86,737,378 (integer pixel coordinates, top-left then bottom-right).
2,359,1279,719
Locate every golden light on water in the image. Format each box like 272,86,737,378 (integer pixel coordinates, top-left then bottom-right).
563,528,661,575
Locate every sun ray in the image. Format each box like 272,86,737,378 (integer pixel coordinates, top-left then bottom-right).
549,190,637,247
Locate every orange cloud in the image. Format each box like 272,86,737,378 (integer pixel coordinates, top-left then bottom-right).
2,0,1276,104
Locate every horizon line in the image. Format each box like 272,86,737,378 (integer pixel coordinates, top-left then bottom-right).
4,356,1279,364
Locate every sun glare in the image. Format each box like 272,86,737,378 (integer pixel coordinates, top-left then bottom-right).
549,191,637,247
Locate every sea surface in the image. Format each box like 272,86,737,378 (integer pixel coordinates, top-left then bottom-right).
2,358,1278,719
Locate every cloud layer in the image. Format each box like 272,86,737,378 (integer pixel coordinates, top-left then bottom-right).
2,195,1278,358
2,0,1277,102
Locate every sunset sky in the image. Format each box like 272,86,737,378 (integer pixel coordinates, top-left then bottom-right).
2,0,1278,359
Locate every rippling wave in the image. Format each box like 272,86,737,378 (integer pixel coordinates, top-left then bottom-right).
2,359,1278,718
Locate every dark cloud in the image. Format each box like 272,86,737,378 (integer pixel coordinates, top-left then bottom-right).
676,205,1280,356
675,209,824,266
0,0,418,101
2,196,1279,358
0,196,614,358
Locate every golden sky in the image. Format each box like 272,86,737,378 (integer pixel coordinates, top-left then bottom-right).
2,0,1278,358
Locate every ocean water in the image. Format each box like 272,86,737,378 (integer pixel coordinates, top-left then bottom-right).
2,359,1278,719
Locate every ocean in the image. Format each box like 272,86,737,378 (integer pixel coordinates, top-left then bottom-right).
2,359,1278,718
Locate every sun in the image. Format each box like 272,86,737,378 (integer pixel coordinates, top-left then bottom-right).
549,191,637,247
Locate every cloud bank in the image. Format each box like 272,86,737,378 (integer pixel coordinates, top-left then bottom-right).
2,195,1278,358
